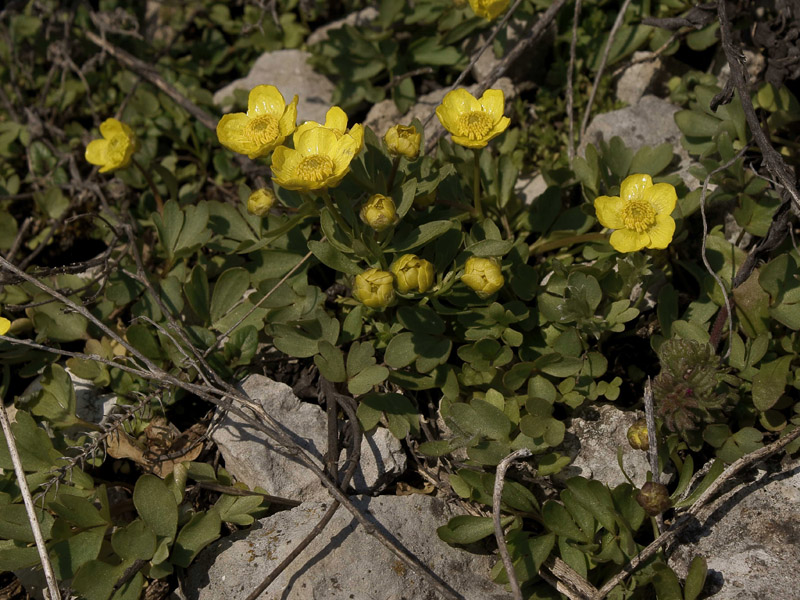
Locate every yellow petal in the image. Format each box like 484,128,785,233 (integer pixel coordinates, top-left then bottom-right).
594,195,626,229
294,120,322,143
347,123,364,152
479,89,505,121
620,173,652,203
610,228,649,253
324,106,348,133
216,113,258,156
99,118,123,139
247,85,285,117
442,88,481,115
646,182,677,216
435,104,457,131
295,126,339,156
0,317,10,336
85,139,110,168
646,215,676,249
485,116,510,139
450,134,488,149
279,95,299,136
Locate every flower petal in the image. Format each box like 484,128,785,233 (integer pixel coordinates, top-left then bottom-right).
295,126,339,156
248,85,285,117
479,89,505,122
85,139,109,169
217,113,258,156
646,214,676,249
610,228,649,253
620,173,653,203
347,123,364,153
450,134,488,149
442,88,481,115
279,95,299,136
594,195,626,229
485,116,510,140
99,118,123,139
324,106,348,134
646,182,677,216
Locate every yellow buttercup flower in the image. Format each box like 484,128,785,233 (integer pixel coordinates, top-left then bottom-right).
216,85,298,159
594,174,677,253
85,118,138,173
295,106,364,154
360,194,398,232
354,268,395,309
435,88,510,149
0,316,10,336
247,188,276,216
461,257,504,297
384,124,421,160
392,254,434,294
468,0,510,20
271,126,359,192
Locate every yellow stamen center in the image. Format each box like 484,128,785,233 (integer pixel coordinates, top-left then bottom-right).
296,155,334,182
246,115,280,147
621,200,657,233
456,111,493,140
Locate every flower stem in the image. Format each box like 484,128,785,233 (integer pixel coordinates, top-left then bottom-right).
386,156,402,194
321,190,353,238
472,149,483,220
132,158,163,216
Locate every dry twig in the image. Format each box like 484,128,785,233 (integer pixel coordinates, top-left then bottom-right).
493,449,532,600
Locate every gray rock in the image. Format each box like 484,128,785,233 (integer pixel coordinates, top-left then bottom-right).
615,51,663,105
717,49,765,90
515,173,547,206
669,460,800,599
306,7,379,46
580,95,694,187
364,77,517,141
213,50,334,123
467,18,554,84
185,494,511,600
212,375,406,501
554,404,652,488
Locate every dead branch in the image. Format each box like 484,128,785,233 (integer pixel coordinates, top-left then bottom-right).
493,449,532,600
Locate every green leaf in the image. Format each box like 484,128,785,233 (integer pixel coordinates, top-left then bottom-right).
346,341,376,376
470,398,512,440
386,220,453,253
49,525,106,580
684,555,708,600
170,509,221,568
466,239,515,258
185,265,210,323
541,500,590,543
315,341,347,383
111,519,157,561
652,563,684,600
437,515,512,545
347,365,389,396
564,478,618,533
0,410,59,472
0,540,41,571
675,109,721,137
752,356,792,411
210,267,250,324
49,494,108,528
0,505,54,543
133,474,178,539
27,364,79,427
308,239,361,275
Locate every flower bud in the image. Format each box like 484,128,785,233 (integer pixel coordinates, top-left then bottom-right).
0,316,10,336
461,257,504,297
354,268,395,309
413,191,436,209
384,124,421,160
247,188,276,216
391,254,435,294
360,194,398,232
636,481,672,516
627,419,650,451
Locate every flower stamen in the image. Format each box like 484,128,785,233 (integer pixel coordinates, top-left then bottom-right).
456,111,493,140
621,200,657,233
296,155,334,182
245,115,280,146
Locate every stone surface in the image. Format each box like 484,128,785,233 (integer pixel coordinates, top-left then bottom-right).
615,51,663,105
364,77,517,140
185,494,510,600
306,7,379,46
580,95,694,187
669,460,800,599
213,50,334,123
515,173,547,206
553,403,652,488
467,18,554,84
212,375,406,501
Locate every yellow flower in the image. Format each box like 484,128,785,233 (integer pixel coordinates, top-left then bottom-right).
392,254,435,294
461,257,504,297
0,316,10,336
467,0,510,20
271,126,359,192
384,124,421,160
216,85,298,159
435,88,510,149
594,174,677,253
247,188,276,216
354,268,395,309
85,118,138,173
295,106,364,154
360,194,398,232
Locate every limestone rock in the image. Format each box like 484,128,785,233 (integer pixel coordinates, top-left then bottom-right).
580,95,694,187
515,173,547,206
615,51,663,105
185,494,511,600
212,375,406,501
306,7,379,46
554,403,652,488
212,50,334,123
467,18,554,84
669,460,800,599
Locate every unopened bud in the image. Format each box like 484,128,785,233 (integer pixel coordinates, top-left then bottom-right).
354,268,395,309
391,254,435,294
461,257,504,297
247,188,276,216
636,481,671,516
627,419,649,451
360,194,398,232
384,124,421,160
